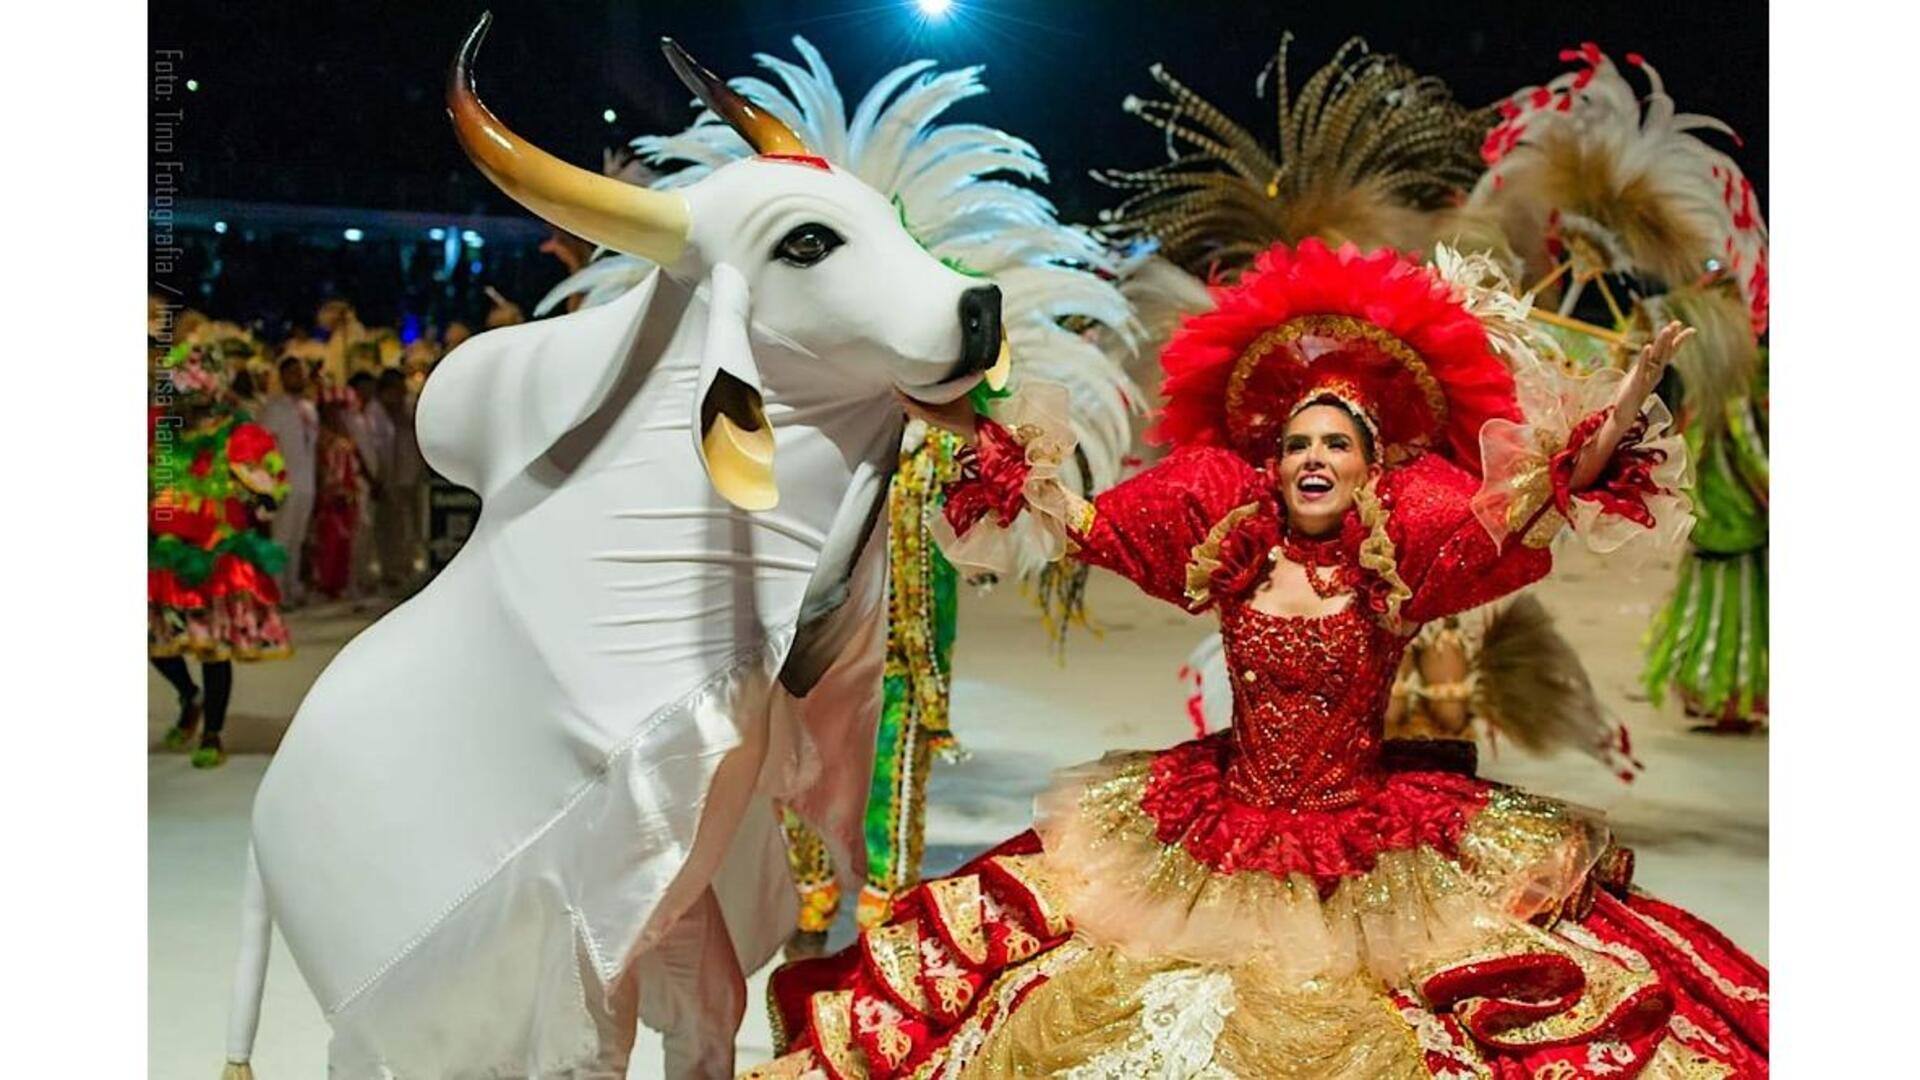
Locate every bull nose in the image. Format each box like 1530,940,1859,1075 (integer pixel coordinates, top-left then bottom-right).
956,285,1003,376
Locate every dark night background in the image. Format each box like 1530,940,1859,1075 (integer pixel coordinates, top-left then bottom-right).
148,0,1767,333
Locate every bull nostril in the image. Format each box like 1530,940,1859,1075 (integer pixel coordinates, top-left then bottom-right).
954,284,1004,377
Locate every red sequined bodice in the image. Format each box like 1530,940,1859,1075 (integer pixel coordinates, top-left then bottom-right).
1216,595,1406,810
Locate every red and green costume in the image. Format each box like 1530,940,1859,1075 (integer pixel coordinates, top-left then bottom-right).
148,411,294,661
781,430,968,932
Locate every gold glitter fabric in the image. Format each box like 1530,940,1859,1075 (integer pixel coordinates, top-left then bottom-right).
1033,753,1608,986
746,756,1762,1077
760,911,1755,1077
961,943,1433,1079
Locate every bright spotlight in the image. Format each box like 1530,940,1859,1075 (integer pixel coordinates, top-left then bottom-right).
427,227,446,241
602,108,617,124
461,229,485,249
917,0,953,15
212,220,228,235
186,79,200,92
342,227,365,242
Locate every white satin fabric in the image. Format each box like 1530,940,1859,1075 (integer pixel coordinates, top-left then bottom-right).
250,270,892,1077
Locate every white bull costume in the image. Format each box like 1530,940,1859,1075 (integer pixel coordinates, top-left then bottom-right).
221,17,1010,1079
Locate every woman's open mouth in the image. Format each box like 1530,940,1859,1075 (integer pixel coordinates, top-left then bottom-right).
1295,474,1335,501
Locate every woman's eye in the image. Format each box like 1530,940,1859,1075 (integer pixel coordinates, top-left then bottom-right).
774,223,845,267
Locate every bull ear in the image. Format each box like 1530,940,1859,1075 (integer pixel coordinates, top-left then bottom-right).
693,264,778,511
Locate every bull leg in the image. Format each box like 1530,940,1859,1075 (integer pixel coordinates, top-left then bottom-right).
628,664,774,1074
221,845,271,1079
635,886,745,1079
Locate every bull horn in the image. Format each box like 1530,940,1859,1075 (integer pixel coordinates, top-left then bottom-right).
448,13,689,265
660,38,812,157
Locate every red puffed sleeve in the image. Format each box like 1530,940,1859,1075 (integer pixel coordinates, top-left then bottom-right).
942,419,1269,610
1388,394,1696,627
1381,453,1552,626
1072,445,1273,608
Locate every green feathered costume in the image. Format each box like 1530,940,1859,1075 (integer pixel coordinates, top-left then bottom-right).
1642,352,1768,724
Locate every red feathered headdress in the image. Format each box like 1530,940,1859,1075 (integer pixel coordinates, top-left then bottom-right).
1154,239,1522,474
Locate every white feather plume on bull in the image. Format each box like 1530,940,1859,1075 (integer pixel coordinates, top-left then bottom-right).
539,37,1144,585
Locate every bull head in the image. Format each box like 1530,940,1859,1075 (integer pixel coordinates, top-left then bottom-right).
448,13,1007,510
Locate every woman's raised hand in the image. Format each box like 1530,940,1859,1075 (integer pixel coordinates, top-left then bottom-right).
1567,320,1695,492
1614,320,1695,417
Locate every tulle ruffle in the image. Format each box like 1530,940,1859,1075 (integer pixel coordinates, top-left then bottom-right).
1034,746,1609,985
1472,358,1692,555
931,383,1091,578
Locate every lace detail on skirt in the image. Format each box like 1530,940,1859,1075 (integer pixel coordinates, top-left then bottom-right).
1060,967,1237,1079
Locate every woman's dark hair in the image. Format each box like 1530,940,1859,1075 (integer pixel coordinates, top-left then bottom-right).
1292,394,1376,463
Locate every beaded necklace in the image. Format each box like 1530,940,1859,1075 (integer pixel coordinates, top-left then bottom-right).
1273,527,1356,599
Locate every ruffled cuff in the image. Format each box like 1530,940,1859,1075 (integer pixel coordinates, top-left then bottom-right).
1472,361,1692,554
930,382,1091,577
939,419,1031,535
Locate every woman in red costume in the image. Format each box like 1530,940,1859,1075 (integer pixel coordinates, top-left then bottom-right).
747,241,1765,1079
306,386,366,600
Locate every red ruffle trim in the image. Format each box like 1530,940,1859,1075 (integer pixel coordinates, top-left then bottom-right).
150,557,282,608
941,418,1032,535
1548,407,1668,530
1200,505,1280,604
1137,732,1489,895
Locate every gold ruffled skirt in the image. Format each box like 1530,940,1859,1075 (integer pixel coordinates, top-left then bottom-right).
747,751,1767,1079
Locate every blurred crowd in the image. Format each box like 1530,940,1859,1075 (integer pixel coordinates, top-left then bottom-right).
148,289,529,609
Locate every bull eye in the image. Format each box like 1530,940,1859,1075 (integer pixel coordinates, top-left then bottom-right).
773,223,844,267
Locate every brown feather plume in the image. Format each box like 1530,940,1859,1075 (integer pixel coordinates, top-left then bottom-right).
1097,35,1489,276
1472,595,1640,779
1640,283,1757,436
